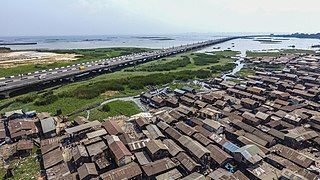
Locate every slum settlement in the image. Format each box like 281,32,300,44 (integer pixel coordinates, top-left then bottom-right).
1,52,320,179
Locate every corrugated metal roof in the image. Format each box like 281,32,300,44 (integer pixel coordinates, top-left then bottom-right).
163,139,184,157
146,124,165,139
178,135,210,159
65,120,101,134
222,141,239,153
206,144,232,165
41,117,56,134
86,129,108,139
77,163,98,180
176,152,200,172
109,141,132,161
181,172,205,180
100,162,142,180
146,140,168,155
235,144,265,164
142,158,176,177
176,122,198,136
155,168,182,180
134,151,152,166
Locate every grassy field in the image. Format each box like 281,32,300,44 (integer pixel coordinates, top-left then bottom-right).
246,49,315,57
0,50,238,117
0,147,40,180
125,51,239,73
76,100,141,121
255,64,285,71
125,56,191,72
235,68,255,78
0,48,149,78
227,78,242,84
169,83,202,90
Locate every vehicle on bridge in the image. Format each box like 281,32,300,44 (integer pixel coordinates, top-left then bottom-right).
38,75,46,80
79,66,86,70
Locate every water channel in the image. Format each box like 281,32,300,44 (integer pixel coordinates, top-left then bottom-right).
197,37,320,80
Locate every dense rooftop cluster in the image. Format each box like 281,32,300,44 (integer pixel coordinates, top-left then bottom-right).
1,52,320,179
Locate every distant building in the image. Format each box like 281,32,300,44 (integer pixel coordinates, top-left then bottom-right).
0,47,10,53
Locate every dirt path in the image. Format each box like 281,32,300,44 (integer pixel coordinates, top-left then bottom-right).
100,96,148,112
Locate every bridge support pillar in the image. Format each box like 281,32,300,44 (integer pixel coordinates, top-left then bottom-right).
69,76,75,82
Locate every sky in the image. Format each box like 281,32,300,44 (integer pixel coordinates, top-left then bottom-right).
0,0,320,36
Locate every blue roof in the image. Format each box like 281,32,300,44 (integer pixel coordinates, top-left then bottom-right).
222,141,239,153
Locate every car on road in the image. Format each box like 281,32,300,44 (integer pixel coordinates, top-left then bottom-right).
38,75,46,80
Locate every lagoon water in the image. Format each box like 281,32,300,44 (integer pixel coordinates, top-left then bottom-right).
0,34,222,50
197,37,320,55
1,34,319,53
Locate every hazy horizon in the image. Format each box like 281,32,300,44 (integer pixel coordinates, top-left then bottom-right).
1,0,320,36
0,32,280,38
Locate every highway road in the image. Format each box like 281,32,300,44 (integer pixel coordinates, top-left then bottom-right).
0,36,241,96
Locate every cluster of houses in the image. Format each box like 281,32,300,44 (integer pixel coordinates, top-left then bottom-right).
0,109,38,156
134,53,320,179
1,52,320,179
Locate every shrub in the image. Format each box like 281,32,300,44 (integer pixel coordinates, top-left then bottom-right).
101,104,110,112
72,80,125,99
193,53,222,66
34,94,58,106
16,93,37,103
210,63,236,73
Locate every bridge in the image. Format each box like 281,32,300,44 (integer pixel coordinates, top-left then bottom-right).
0,36,242,98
